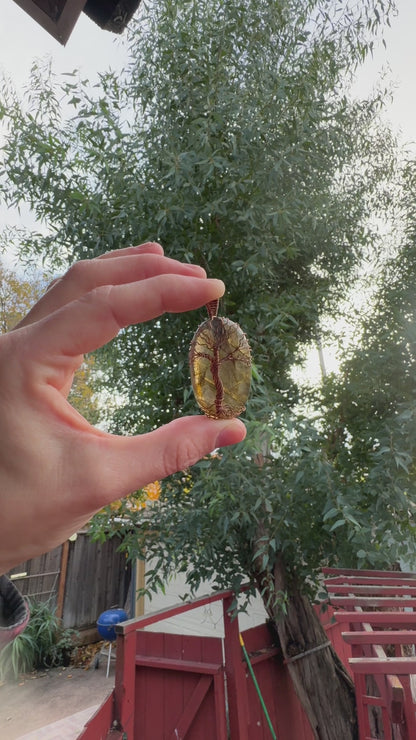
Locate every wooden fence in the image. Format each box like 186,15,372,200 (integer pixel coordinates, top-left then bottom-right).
7,530,131,633
79,588,316,740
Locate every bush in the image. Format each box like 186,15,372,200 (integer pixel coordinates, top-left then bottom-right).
0,599,79,681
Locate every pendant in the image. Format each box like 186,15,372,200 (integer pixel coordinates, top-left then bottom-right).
189,299,252,419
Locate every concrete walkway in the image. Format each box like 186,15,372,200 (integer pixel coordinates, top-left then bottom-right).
0,665,112,740
18,705,99,740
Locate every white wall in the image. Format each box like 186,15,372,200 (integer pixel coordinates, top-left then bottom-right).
143,572,267,638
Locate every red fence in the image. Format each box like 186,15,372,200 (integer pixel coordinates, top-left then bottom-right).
78,569,416,739
79,588,315,740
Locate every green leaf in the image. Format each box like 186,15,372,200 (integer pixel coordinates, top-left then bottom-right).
329,519,346,532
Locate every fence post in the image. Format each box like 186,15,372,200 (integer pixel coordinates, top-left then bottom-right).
223,594,250,739
114,627,136,736
56,540,69,619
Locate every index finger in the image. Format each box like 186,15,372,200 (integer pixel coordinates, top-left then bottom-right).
17,249,205,329
27,275,225,359
97,242,164,259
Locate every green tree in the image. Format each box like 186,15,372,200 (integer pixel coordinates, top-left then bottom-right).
319,159,416,571
0,1,405,736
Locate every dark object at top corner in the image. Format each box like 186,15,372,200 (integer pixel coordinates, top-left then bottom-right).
83,0,141,33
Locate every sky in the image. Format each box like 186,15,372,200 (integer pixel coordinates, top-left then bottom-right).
0,2,129,87
0,1,414,139
352,0,416,151
0,0,415,280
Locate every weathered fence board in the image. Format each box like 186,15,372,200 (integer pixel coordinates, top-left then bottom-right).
8,547,62,606
7,531,131,632
62,532,131,629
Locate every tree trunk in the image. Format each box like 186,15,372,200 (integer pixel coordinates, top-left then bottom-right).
254,556,358,740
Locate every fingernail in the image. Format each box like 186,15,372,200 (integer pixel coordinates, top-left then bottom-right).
185,264,207,277
215,421,246,448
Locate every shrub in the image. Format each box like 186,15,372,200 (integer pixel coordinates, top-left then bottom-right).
0,599,78,681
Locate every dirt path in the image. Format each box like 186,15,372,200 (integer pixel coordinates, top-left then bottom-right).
0,663,113,739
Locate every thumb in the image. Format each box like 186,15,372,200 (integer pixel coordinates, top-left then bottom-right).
92,416,247,505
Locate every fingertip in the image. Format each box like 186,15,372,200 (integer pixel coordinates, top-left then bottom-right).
136,241,164,255
210,279,225,297
185,264,207,278
126,242,164,257
214,419,247,448
98,242,165,260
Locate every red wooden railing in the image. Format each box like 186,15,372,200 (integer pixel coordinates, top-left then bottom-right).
324,567,416,740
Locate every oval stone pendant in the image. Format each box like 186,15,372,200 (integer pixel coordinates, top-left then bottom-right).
189,299,251,419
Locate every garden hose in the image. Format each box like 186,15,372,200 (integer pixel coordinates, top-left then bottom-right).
239,633,278,740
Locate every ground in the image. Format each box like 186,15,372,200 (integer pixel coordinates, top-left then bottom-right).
0,644,113,739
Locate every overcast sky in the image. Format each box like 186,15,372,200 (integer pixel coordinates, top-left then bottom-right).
0,0,415,274
0,1,414,140
353,0,416,150
0,2,128,86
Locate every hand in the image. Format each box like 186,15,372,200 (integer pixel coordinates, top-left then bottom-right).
0,243,246,573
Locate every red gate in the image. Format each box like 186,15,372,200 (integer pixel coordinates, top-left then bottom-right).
133,631,227,739
79,588,315,740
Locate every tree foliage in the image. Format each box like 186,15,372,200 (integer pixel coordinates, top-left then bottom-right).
319,159,416,570
0,262,44,332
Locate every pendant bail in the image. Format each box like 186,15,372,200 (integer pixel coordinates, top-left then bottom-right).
206,299,219,319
